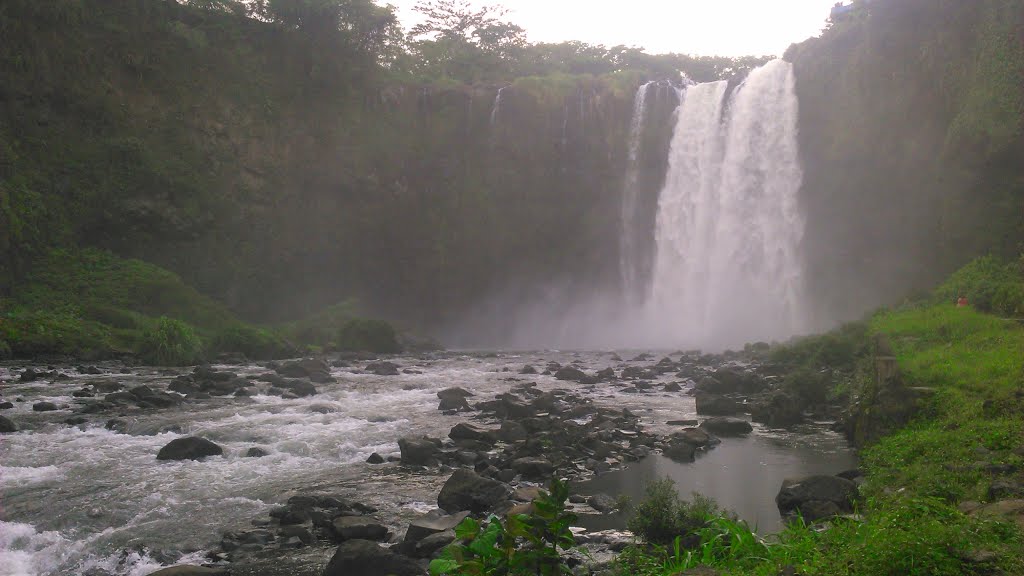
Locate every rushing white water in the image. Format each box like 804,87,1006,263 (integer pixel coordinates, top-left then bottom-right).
619,81,654,306
637,59,807,348
489,86,509,126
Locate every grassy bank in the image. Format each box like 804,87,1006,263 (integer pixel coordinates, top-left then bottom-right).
0,248,407,363
606,262,1024,575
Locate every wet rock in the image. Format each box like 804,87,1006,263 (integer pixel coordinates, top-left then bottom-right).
554,366,588,382
398,436,441,466
78,365,104,375
519,365,538,375
32,401,59,412
365,361,400,376
776,475,859,522
279,379,318,397
596,367,616,380
672,427,713,448
404,510,470,543
695,393,741,416
664,440,696,462
414,529,455,558
65,416,88,426
245,447,269,458
988,479,1024,500
437,469,509,514
587,494,619,514
0,415,17,433
0,401,13,410
145,566,228,576
279,525,316,545
667,419,698,427
332,516,388,541
438,396,471,412
968,499,1024,531
699,417,752,436
664,382,683,392
72,389,95,398
322,539,422,576
750,391,803,428
276,358,333,383
156,437,224,461
511,457,554,480
449,422,496,443
106,419,129,433
20,368,41,382
498,420,527,442
438,387,474,401
621,366,656,380
366,452,385,464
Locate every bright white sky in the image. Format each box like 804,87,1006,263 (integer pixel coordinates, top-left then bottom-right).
387,0,841,57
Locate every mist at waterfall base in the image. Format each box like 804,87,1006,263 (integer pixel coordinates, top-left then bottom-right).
450,60,810,352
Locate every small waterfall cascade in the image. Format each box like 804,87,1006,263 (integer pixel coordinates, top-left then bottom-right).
637,59,807,347
619,81,655,306
489,86,509,126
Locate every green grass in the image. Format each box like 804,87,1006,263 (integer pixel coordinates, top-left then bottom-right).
616,295,1024,575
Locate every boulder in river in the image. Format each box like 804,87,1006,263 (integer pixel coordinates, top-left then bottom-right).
554,366,588,382
398,436,441,466
750,391,803,428
322,539,422,576
404,510,470,544
365,361,400,376
332,516,389,542
32,401,59,412
145,566,228,576
449,422,496,443
695,393,741,416
498,420,527,442
0,415,17,433
775,475,859,522
511,457,554,480
156,437,224,461
437,469,509,514
276,358,333,383
699,417,753,436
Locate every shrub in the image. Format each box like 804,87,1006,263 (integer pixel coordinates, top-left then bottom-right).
430,478,577,576
337,317,400,353
212,324,294,360
781,368,830,406
0,339,11,360
139,316,203,365
627,478,721,546
934,255,1024,316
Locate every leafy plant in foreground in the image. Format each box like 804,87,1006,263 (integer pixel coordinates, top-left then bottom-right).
430,478,577,575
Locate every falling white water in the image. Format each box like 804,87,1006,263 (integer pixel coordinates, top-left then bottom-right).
489,86,509,126
619,81,654,306
642,59,807,348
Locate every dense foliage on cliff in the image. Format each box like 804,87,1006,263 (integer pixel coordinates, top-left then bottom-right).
0,0,767,342
787,0,1024,326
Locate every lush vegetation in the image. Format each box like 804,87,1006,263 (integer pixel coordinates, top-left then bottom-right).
788,0,1024,323
430,479,577,576
0,248,400,362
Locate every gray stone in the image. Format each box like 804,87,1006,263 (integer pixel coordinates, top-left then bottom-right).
404,510,470,543
332,516,388,541
156,437,223,461
699,417,752,436
776,475,859,521
322,539,422,576
511,457,554,480
0,415,17,433
449,422,496,443
695,393,741,416
437,469,508,514
414,529,455,558
398,436,440,466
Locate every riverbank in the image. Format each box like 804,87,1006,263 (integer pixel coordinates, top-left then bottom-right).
610,303,1024,576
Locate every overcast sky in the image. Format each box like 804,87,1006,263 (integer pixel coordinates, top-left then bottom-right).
387,0,841,57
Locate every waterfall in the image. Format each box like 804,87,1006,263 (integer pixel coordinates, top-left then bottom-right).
489,86,509,126
639,59,807,348
619,81,654,306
